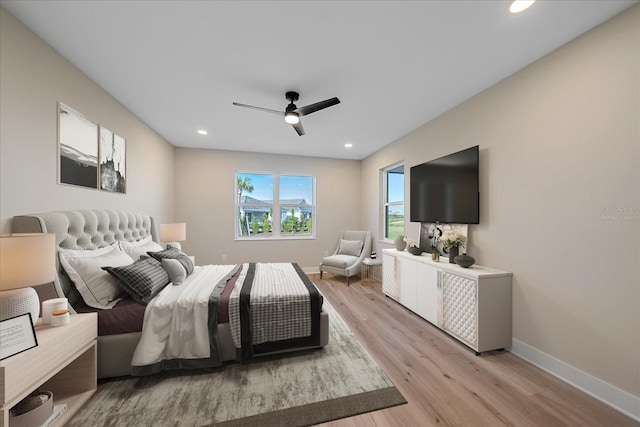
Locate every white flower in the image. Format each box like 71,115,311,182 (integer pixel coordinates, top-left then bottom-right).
440,229,467,249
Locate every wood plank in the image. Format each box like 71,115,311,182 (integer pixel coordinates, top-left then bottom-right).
312,275,639,427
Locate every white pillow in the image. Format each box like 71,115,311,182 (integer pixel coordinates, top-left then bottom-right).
162,258,187,286
59,243,134,309
338,239,363,257
119,235,164,261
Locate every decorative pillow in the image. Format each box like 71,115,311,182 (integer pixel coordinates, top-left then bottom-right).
119,236,164,261
103,256,169,304
147,248,194,275
59,243,134,309
338,239,363,257
162,258,188,286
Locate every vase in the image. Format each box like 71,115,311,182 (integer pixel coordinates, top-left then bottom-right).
454,253,475,268
394,235,407,251
448,246,459,263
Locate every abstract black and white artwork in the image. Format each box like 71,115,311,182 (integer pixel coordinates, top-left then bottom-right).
58,103,98,189
99,127,126,193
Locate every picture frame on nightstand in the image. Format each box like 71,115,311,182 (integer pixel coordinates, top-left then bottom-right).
0,313,38,360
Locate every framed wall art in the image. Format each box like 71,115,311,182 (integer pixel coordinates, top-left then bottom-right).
99,126,126,193
57,102,99,189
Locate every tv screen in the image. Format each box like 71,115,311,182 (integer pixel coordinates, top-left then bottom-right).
410,145,479,224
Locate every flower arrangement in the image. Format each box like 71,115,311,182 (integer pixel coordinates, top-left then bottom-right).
440,229,467,249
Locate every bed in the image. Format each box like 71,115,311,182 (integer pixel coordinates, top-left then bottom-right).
12,209,329,378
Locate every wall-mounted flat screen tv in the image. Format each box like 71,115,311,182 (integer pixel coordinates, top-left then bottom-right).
410,145,479,224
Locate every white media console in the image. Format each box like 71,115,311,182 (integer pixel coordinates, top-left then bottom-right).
382,248,512,354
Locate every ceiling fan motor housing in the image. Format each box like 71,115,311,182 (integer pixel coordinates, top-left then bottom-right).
285,91,300,103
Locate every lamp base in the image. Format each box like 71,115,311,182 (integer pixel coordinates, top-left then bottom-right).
0,287,40,326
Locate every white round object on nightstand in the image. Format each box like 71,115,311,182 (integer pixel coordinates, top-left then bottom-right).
51,310,70,327
42,298,68,325
0,287,40,326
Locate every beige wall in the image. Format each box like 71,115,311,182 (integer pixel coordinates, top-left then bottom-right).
0,8,175,232
174,148,361,271
2,0,638,408
362,6,639,397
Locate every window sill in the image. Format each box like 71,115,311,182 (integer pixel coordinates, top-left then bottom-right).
235,235,316,242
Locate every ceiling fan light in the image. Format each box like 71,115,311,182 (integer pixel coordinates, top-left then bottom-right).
285,112,299,124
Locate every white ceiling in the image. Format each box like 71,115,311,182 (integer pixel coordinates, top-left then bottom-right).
2,0,636,160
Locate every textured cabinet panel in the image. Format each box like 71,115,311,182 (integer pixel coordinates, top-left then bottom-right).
382,254,398,299
442,273,477,348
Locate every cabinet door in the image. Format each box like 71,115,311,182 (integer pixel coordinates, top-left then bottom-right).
382,254,399,299
441,272,478,348
398,257,418,313
415,263,440,326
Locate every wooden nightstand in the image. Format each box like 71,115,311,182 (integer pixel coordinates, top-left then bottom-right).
0,313,97,427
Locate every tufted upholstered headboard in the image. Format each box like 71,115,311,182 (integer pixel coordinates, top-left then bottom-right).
12,210,158,312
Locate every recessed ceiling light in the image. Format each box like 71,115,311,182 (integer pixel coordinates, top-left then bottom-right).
509,0,535,14
344,143,353,148
197,129,208,135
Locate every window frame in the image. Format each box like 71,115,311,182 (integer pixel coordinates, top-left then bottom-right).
381,162,405,242
235,171,316,241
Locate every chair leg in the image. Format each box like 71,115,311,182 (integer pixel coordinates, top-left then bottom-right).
346,276,349,286
320,270,323,279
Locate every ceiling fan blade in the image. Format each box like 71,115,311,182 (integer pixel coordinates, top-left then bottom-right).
232,102,283,115
292,121,305,136
295,97,340,116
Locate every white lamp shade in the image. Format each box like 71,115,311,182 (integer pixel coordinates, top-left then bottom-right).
0,233,56,326
0,233,56,290
160,223,186,243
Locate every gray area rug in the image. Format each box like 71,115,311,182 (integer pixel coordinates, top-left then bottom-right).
68,301,406,426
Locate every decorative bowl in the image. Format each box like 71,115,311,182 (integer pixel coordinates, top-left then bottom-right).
454,253,475,268
407,245,423,256
9,390,53,427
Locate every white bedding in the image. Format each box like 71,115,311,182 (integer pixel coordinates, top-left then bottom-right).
131,264,236,368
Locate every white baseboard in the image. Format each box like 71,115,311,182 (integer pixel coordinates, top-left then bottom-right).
509,339,639,421
301,267,320,275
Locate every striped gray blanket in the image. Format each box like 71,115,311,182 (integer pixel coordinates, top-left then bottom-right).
229,262,322,360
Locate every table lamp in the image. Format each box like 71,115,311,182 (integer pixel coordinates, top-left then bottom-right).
0,233,56,326
160,223,186,250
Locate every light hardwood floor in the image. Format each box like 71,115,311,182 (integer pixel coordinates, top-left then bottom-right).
312,274,639,427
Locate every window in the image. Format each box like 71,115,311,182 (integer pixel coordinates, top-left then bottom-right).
382,163,404,240
236,172,315,239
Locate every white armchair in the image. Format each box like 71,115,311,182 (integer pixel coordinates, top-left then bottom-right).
319,230,372,286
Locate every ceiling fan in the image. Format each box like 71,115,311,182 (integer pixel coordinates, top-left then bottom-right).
233,91,340,136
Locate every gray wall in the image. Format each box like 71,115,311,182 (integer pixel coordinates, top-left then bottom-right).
362,6,639,398
0,8,175,232
174,148,361,271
